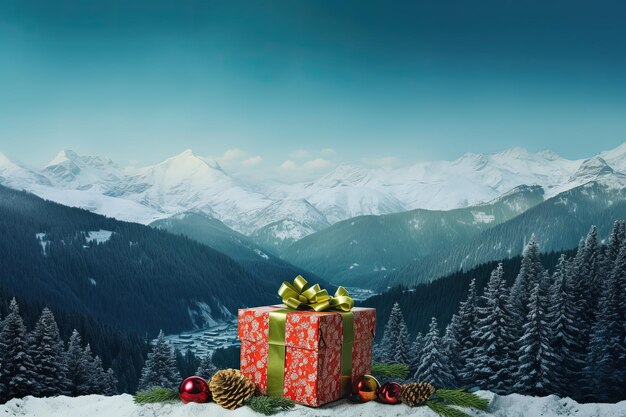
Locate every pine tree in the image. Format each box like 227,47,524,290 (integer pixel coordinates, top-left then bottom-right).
471,264,514,393
28,308,70,397
513,271,552,395
618,236,626,387
66,329,91,395
603,221,625,272
394,320,411,366
414,317,454,387
581,226,602,289
84,350,109,394
455,279,480,386
584,243,626,402
380,302,408,364
440,323,459,387
0,298,38,400
372,342,383,362
510,235,545,344
138,330,181,390
568,229,604,397
545,255,583,397
196,354,217,380
0,310,4,402
104,368,119,395
409,332,425,376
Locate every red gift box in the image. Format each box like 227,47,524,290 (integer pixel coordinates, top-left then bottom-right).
238,305,376,407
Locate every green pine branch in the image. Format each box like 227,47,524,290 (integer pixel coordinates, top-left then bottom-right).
371,362,409,379
133,387,179,404
435,389,490,411
426,400,472,417
246,396,296,415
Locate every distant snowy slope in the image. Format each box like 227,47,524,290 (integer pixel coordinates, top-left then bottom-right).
0,143,625,243
43,149,124,192
2,391,626,417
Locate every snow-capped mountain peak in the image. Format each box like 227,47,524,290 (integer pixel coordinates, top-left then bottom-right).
494,146,531,159
0,152,51,187
600,141,626,172
0,151,20,171
45,149,79,167
43,149,122,191
569,156,614,181
311,163,375,188
0,142,625,244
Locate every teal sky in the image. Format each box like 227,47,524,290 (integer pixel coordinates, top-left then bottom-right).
1,1,626,170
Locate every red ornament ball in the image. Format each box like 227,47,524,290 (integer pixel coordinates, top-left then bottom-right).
377,381,402,404
348,374,380,403
179,376,211,404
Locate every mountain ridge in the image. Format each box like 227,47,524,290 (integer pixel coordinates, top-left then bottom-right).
1,143,625,245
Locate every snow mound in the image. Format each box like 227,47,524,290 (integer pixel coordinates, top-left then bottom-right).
2,391,626,417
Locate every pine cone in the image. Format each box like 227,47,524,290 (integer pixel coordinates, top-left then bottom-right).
400,382,436,407
209,369,256,410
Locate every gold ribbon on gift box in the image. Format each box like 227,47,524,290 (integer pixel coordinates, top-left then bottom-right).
266,276,355,398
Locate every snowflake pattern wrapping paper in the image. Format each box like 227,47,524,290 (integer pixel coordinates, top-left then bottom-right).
238,305,376,407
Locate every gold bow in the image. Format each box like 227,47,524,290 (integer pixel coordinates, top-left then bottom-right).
278,275,354,312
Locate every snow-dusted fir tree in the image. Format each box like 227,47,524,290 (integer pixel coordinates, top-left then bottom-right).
379,302,408,364
568,229,604,396
471,264,514,393
104,368,119,396
84,350,111,394
66,329,91,395
0,310,4,402
0,299,38,400
394,319,412,366
513,271,552,395
409,332,425,375
138,330,181,390
602,221,625,273
545,255,583,397
28,308,70,397
580,226,602,289
510,235,545,345
454,279,480,386
584,243,626,402
196,354,218,380
414,317,454,387
441,323,459,386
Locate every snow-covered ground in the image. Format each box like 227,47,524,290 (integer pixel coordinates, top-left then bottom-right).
2,391,626,417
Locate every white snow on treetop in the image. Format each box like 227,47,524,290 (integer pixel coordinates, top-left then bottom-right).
2,391,626,417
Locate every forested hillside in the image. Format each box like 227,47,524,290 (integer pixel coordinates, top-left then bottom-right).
385,181,626,288
150,212,323,286
283,185,543,286
0,289,147,394
361,250,571,340
371,222,626,402
0,185,279,336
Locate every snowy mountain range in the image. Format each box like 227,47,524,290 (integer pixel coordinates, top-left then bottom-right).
1,143,626,244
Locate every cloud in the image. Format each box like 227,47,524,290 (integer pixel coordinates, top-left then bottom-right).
302,158,332,169
219,148,245,162
280,160,297,169
320,148,336,157
289,149,311,159
242,155,262,166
